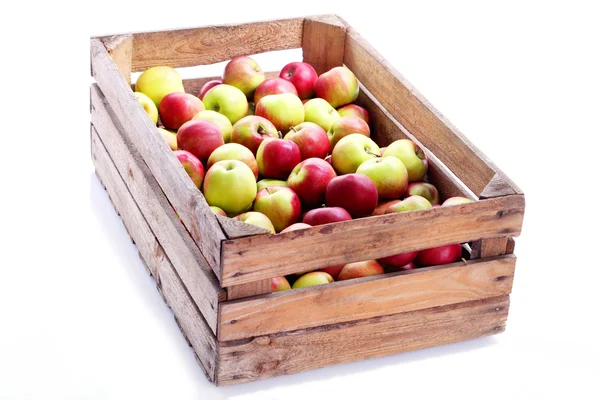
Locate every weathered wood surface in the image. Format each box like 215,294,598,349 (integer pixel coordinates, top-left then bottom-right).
218,255,515,341
302,15,347,75
479,173,520,199
216,295,509,385
226,279,272,301
471,237,510,259
100,34,133,85
216,215,270,239
506,237,516,255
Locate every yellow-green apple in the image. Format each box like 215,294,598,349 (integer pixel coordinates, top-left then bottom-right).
174,150,204,188
134,92,158,124
207,143,258,179
157,127,178,150
328,116,370,151
177,120,224,164
385,195,432,213
315,66,359,108
416,244,462,266
159,92,205,130
336,104,370,125
380,147,387,155
233,211,275,234
272,276,291,292
280,222,312,233
385,261,417,273
372,200,402,216
287,158,337,206
256,179,287,192
209,206,227,216
256,138,301,179
357,156,408,199
318,265,344,280
203,160,257,215
442,197,474,206
292,271,334,288
303,207,352,225
192,110,233,143
223,56,265,98
135,66,185,107
326,173,378,218
331,134,380,175
383,139,428,182
231,116,278,155
279,62,318,99
378,251,419,269
254,77,298,105
253,186,301,232
198,80,221,100
202,84,248,124
255,93,304,133
405,182,440,205
303,98,340,132
337,260,384,281
284,122,330,160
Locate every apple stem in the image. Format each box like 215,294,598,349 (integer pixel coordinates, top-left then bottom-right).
277,130,283,139
257,125,266,135
365,149,381,157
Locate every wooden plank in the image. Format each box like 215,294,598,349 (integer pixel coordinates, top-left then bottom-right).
302,15,347,75
91,39,226,277
471,237,510,259
216,295,509,385
221,195,525,286
91,127,217,382
479,173,519,199
91,86,225,333
216,215,270,239
506,237,516,254
226,280,272,301
100,34,133,85
219,255,515,341
343,27,522,197
128,18,305,71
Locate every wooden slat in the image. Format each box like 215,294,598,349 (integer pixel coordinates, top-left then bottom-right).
91,126,218,382
226,280,272,301
302,15,347,75
215,215,270,239
128,18,305,71
100,34,133,85
91,39,226,278
506,237,516,254
479,173,519,199
216,295,509,385
221,195,525,286
471,237,510,259
91,85,225,333
218,255,515,341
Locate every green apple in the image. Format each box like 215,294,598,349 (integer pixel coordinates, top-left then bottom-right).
202,84,249,125
255,93,304,133
303,98,340,132
206,143,258,179
328,115,370,151
203,160,257,215
222,56,265,98
135,66,185,107
272,276,291,292
383,139,428,182
331,134,380,175
193,110,233,143
405,182,440,205
256,179,287,192
314,66,359,108
292,271,334,289
442,197,474,206
385,195,432,213
233,211,275,234
157,127,178,150
134,92,158,125
209,206,227,216
356,156,408,199
253,186,301,232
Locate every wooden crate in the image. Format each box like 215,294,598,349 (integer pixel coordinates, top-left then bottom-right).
89,15,525,386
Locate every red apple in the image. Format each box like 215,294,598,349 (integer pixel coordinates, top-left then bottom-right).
372,200,402,216
292,271,334,288
198,80,222,100
442,197,474,206
272,276,291,292
287,158,337,206
159,92,205,130
254,77,298,105
416,244,463,267
315,66,359,108
280,222,312,233
318,264,344,280
326,174,378,218
206,143,258,179
231,115,279,155
253,186,301,232
177,120,224,164
385,261,417,273
222,56,265,98
336,104,370,125
378,251,419,269
279,62,318,100
174,150,205,188
256,138,301,179
284,122,330,160
328,116,371,151
303,207,352,225
383,139,429,182
338,260,384,281
255,93,305,133
405,182,441,205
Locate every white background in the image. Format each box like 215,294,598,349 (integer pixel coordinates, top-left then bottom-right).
1,1,599,399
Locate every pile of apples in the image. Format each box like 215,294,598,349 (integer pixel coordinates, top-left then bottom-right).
133,56,474,292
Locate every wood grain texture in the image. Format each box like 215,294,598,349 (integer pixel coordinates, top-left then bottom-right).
226,280,272,301
216,295,509,385
100,34,133,85
302,15,347,75
218,255,515,341
91,127,217,381
129,18,304,71
91,85,225,333
506,237,516,254
221,195,525,286
216,215,271,239
91,39,226,277
471,237,510,259
479,173,522,199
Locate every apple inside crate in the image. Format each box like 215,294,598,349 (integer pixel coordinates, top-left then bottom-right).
90,14,525,386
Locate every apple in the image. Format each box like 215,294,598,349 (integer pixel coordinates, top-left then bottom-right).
314,66,359,108
416,244,463,267
377,251,419,269
442,197,474,206
233,211,275,234
203,160,257,215
159,92,205,130
256,138,301,179
254,77,298,105
336,104,370,125
383,139,428,182
303,98,340,132
192,110,233,143
356,156,408,199
385,261,417,273
292,271,334,288
328,116,370,151
284,122,330,160
177,120,224,164
405,182,440,205
157,127,178,150
272,276,291,292
303,207,352,225
380,147,387,155
331,134,380,175
255,93,304,133
202,84,248,124
287,158,337,206
326,173,378,218
385,195,432,213
280,222,312,233
174,150,204,188
231,115,279,155
372,200,402,216
256,179,287,192
206,143,258,179
134,92,158,125
209,206,227,216
247,102,256,116
338,260,384,281
198,80,221,100
253,186,301,232
135,66,185,107
279,62,318,99
325,155,332,165
317,265,344,280
222,56,265,98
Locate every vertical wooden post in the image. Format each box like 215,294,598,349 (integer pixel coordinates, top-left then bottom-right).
302,15,347,75
100,34,133,85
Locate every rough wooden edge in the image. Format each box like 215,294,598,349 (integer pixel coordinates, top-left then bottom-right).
100,34,133,85
471,237,511,259
506,237,516,254
479,172,522,199
215,215,271,239
302,15,348,75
